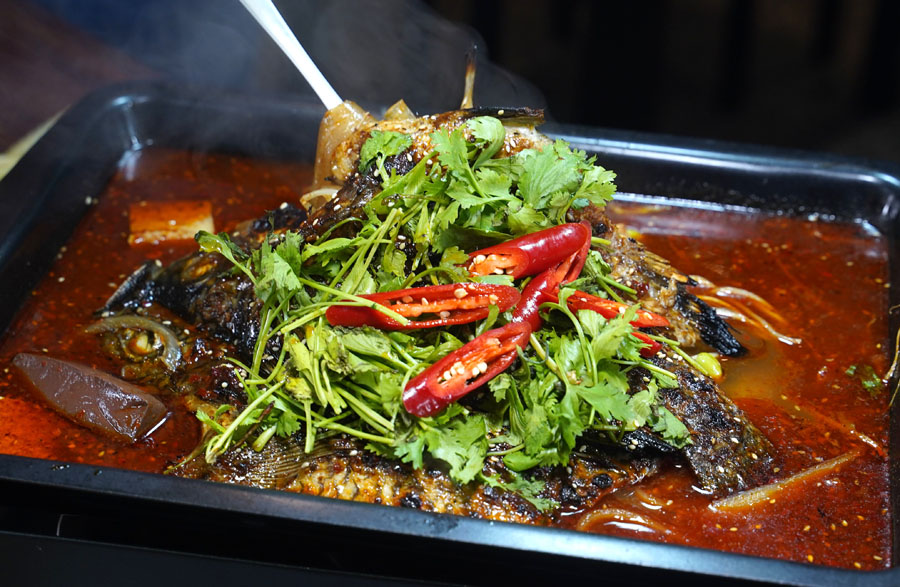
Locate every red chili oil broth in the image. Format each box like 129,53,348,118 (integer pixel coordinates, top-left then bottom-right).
0,149,891,570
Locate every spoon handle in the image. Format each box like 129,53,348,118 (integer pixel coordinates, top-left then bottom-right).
239,0,343,109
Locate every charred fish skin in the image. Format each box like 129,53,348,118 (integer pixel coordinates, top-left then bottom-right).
652,355,775,494
673,289,745,356
611,346,774,495
171,435,659,523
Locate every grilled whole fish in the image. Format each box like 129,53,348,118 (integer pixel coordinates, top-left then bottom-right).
97,104,775,506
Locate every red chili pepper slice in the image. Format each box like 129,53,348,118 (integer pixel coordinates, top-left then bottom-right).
564,290,670,328
511,233,592,331
467,222,592,279
325,283,520,330
402,321,531,416
631,332,662,358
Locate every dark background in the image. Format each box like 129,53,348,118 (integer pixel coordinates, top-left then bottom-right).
5,0,900,162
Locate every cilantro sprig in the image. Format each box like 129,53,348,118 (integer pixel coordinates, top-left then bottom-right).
189,115,685,511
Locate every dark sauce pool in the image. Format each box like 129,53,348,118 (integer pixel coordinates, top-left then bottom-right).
0,148,891,570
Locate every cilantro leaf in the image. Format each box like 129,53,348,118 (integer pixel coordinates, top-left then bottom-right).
424,414,488,483
466,116,505,168
359,130,412,174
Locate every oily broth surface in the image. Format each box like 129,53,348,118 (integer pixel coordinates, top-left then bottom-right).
0,150,891,569
567,200,892,569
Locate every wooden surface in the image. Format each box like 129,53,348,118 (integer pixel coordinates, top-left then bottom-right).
0,0,157,151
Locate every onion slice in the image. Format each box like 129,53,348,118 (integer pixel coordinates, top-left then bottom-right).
710,450,859,512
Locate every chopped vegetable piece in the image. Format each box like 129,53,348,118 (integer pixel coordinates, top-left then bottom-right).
13,353,167,443
691,352,723,379
403,321,532,416
325,283,520,330
466,222,592,279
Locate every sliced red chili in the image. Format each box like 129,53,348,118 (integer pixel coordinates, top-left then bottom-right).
631,331,662,358
511,234,592,332
564,290,670,328
402,321,531,417
466,222,592,279
325,283,520,330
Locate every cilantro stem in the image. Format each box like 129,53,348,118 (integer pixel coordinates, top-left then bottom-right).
333,386,394,433
345,209,400,293
251,302,277,374
342,380,383,403
633,359,678,381
598,273,636,296
399,266,461,289
544,300,597,385
388,338,418,370
665,344,710,374
205,378,286,463
528,333,566,381
487,444,524,456
303,400,315,453
278,308,327,335
317,421,394,444
600,280,625,303
324,208,398,294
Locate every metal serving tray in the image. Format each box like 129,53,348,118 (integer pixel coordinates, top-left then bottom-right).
0,83,897,586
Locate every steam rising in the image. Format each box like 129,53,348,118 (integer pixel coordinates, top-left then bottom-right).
272,0,546,113
33,0,546,114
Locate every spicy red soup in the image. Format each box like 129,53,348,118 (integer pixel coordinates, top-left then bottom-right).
0,148,891,570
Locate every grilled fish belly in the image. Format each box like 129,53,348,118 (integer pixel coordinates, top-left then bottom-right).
173,436,659,523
